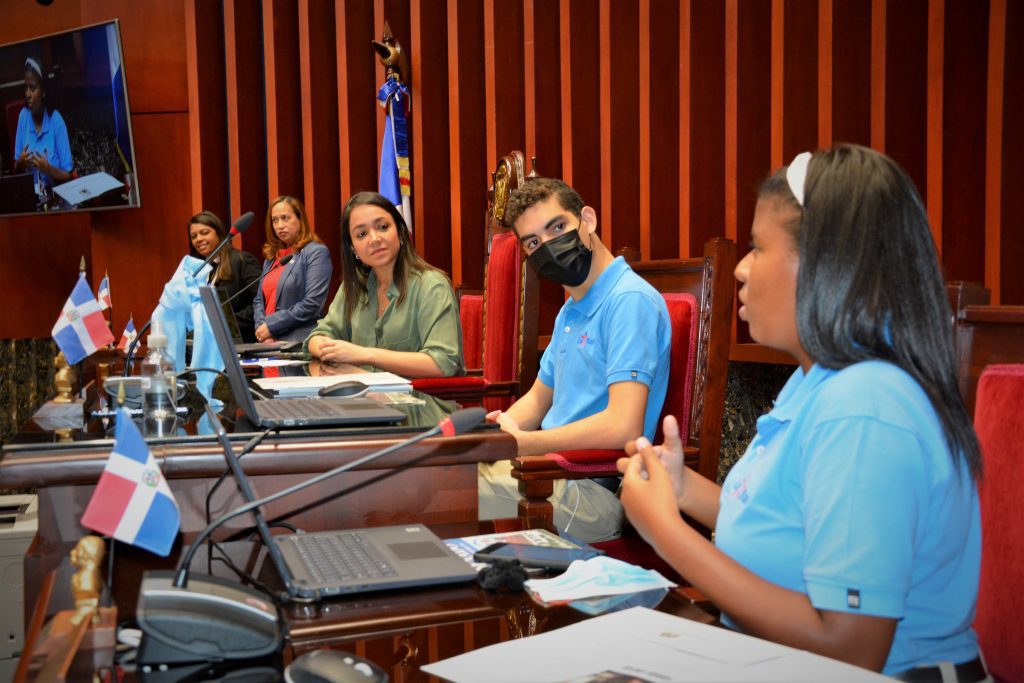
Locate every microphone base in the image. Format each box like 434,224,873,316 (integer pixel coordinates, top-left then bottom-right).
136,570,284,666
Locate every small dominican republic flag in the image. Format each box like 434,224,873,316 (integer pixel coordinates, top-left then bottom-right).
81,408,180,556
52,274,115,365
97,274,111,310
117,317,137,351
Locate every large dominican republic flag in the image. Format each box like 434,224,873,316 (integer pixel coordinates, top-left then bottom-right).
81,408,180,556
378,77,412,233
52,274,115,365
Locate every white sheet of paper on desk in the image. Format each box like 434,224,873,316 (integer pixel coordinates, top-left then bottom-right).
421,606,892,682
253,371,411,396
53,171,123,205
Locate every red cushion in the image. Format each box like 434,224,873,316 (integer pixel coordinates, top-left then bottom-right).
410,376,488,393
482,232,524,412
460,293,483,370
973,364,1024,683
544,293,698,472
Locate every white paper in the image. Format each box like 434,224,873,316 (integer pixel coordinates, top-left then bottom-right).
421,606,893,683
53,171,124,205
253,371,411,396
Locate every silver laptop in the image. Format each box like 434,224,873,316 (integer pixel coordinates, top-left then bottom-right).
209,404,478,600
199,285,405,428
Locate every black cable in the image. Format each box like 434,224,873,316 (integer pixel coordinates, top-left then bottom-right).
204,427,274,574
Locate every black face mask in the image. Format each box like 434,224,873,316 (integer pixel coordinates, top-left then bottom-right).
527,225,593,287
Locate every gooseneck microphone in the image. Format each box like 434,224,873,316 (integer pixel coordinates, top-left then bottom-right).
191,211,255,277
220,253,293,309
172,407,487,589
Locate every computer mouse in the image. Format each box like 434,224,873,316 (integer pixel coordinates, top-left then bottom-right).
318,380,370,398
284,649,388,683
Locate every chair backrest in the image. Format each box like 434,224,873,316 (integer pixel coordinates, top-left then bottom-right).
972,364,1024,682
480,151,539,410
952,305,1024,417
455,287,483,371
627,238,736,483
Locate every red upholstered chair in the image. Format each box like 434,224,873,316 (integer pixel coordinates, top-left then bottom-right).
973,364,1024,682
511,238,736,528
411,151,539,408
458,289,483,371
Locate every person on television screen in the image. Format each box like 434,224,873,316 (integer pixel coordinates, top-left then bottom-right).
13,57,73,204
253,196,332,343
304,191,465,378
616,145,987,679
188,211,262,343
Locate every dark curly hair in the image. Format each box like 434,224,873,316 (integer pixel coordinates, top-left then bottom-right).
505,177,585,232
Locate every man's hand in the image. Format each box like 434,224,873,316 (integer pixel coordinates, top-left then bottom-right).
255,323,274,343
487,410,529,450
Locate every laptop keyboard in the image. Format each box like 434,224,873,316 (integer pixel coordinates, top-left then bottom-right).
290,532,398,583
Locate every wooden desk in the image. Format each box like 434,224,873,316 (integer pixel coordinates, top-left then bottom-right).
0,423,516,629
953,304,1024,416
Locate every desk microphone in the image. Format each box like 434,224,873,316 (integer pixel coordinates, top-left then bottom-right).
220,253,293,309
172,406,486,589
191,211,255,277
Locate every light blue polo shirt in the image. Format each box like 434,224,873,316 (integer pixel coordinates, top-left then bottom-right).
14,107,73,196
537,256,671,440
716,361,981,675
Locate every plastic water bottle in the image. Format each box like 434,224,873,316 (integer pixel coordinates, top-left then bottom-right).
141,320,176,436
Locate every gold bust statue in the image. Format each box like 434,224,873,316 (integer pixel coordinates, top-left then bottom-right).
53,351,76,403
70,535,105,624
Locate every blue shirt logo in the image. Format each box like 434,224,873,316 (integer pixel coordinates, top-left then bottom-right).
577,332,595,347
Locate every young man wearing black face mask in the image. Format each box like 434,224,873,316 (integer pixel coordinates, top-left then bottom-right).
478,178,672,542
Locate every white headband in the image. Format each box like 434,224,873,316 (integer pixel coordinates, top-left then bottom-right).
786,151,812,207
25,57,43,80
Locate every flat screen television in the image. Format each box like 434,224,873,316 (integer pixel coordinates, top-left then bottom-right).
0,20,140,217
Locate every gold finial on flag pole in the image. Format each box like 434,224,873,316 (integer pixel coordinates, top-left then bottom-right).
79,255,86,274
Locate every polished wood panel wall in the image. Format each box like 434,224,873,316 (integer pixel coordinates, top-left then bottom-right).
1,0,1021,345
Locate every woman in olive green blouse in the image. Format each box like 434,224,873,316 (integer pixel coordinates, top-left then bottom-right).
305,192,465,378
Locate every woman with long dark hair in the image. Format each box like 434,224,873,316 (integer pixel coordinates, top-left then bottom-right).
187,211,261,343
305,191,464,378
618,145,987,681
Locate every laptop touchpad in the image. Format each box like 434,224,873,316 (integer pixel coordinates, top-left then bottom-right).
388,541,448,560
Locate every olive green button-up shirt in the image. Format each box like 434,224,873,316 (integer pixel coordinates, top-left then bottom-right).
304,268,465,376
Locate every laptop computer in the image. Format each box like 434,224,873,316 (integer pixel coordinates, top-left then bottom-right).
0,173,37,213
210,414,478,600
199,285,405,428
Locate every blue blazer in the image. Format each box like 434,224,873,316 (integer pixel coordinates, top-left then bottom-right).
253,241,333,342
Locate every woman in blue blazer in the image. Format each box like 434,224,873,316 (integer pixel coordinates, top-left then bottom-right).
253,196,333,343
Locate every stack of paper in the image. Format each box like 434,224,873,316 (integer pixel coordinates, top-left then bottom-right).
253,371,411,397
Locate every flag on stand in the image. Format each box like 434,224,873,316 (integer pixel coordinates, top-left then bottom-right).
378,77,412,233
117,316,137,351
52,274,115,365
81,407,180,556
97,274,111,310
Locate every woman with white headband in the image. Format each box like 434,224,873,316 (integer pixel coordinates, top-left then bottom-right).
14,56,73,204
617,145,987,681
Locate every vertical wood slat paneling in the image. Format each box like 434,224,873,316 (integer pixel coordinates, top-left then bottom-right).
986,0,1006,303
678,0,691,259
599,0,612,248
224,0,267,252
926,0,944,253
264,0,303,204
818,0,832,148
411,0,452,272
184,0,227,218
7,0,1024,346
999,0,1023,307
638,0,651,259
299,0,341,267
871,0,886,151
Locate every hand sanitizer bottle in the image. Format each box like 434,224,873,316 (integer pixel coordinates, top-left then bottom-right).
141,320,176,436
